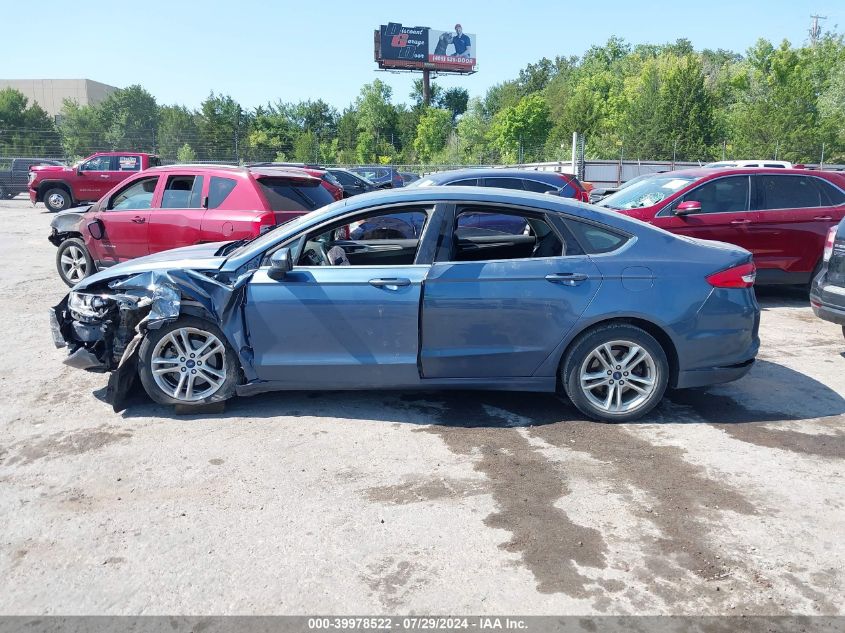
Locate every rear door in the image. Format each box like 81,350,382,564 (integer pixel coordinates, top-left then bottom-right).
652,175,758,252
89,174,159,265
420,204,601,378
148,173,206,254
749,174,845,278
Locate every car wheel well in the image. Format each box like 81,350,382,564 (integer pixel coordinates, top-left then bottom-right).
559,317,680,388
38,181,72,201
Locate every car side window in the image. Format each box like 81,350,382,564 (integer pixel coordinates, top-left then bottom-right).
447,178,478,186
161,175,204,209
755,175,823,210
677,176,749,213
450,207,575,262
563,219,629,254
81,156,113,172
117,155,141,171
814,179,845,206
108,176,159,210
482,177,526,191
295,207,430,267
208,176,237,209
522,179,559,194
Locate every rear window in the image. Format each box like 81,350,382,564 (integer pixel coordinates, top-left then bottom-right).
757,175,823,210
208,176,238,209
483,177,526,191
257,178,334,212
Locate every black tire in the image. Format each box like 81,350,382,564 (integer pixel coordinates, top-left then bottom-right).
561,323,669,423
138,317,241,407
56,237,94,287
841,325,845,340
43,187,72,212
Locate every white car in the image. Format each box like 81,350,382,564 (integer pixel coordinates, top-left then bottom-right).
704,160,793,169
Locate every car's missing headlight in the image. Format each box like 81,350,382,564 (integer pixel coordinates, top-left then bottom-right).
68,292,114,321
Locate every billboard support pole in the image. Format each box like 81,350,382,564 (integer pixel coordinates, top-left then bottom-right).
422,70,431,107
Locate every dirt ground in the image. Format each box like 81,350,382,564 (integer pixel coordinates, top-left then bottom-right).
0,195,842,616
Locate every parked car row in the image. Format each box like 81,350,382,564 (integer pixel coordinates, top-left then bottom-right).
0,157,64,199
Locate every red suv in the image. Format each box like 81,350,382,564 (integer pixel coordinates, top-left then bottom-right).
596,168,845,285
48,164,334,286
30,152,161,212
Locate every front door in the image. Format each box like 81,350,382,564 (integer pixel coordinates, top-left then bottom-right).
420,205,602,378
76,155,116,201
652,175,759,254
148,173,206,254
244,204,437,387
89,175,159,265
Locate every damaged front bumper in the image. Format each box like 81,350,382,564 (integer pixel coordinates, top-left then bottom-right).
50,267,256,410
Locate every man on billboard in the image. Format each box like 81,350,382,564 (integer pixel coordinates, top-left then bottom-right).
452,24,471,58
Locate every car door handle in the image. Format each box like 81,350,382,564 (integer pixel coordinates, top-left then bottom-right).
545,273,588,285
369,278,411,289
98,174,111,179
131,216,146,224
730,219,751,225
814,216,832,221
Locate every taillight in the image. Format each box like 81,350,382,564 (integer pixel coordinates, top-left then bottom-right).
706,262,756,288
823,226,836,262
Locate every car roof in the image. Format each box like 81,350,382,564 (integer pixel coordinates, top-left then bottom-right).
421,168,570,182
145,164,319,181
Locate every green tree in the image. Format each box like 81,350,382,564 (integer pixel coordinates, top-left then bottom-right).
413,108,453,162
490,94,552,162
97,85,159,151
197,92,245,161
58,100,104,158
441,87,469,120
157,105,198,160
0,88,60,156
354,80,397,162
455,98,491,163
176,143,197,163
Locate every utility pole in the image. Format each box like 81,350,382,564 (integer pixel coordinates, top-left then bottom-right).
810,15,827,47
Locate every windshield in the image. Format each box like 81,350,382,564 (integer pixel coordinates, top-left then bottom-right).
411,178,435,188
598,175,695,210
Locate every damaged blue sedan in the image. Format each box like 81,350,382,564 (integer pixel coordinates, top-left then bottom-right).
51,187,760,422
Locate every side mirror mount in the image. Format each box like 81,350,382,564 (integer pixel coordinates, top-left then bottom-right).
675,200,701,216
201,195,209,209
268,247,293,280
87,219,105,240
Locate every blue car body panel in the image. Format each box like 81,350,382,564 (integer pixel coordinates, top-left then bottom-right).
64,187,759,403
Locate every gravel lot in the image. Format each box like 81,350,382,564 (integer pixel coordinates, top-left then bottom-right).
0,195,843,616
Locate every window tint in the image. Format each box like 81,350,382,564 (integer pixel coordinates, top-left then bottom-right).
680,176,749,213
117,155,141,171
564,219,628,254
522,179,559,194
447,178,478,186
161,175,203,209
297,207,429,267
482,177,526,191
815,179,845,206
208,176,238,209
452,208,569,261
756,175,824,210
109,177,158,210
81,156,112,171
257,178,334,211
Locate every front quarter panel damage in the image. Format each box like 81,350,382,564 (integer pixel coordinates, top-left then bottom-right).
51,268,256,411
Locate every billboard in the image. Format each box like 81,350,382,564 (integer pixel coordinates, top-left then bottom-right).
376,23,477,73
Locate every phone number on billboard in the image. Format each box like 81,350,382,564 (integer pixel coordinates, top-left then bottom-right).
307,618,473,630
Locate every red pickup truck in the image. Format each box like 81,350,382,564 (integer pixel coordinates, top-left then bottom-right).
30,151,161,212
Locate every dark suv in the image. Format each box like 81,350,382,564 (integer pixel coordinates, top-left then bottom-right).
411,168,590,202
349,166,404,189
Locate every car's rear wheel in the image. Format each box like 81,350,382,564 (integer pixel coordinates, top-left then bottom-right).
56,237,94,286
0,184,10,199
562,324,669,422
44,187,71,212
138,317,240,407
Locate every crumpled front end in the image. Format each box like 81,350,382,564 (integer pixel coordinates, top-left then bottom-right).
50,267,255,410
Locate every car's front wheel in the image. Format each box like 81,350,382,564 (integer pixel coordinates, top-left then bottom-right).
138,317,240,407
562,324,669,422
43,187,72,212
0,184,10,199
56,237,94,286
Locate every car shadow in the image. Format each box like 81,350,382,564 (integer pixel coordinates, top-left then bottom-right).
105,358,844,428
755,285,811,310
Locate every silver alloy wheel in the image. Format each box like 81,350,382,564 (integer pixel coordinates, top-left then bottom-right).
579,340,658,414
48,192,66,209
150,327,227,402
60,244,88,283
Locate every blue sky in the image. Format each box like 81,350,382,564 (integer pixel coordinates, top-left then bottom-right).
4,0,843,111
